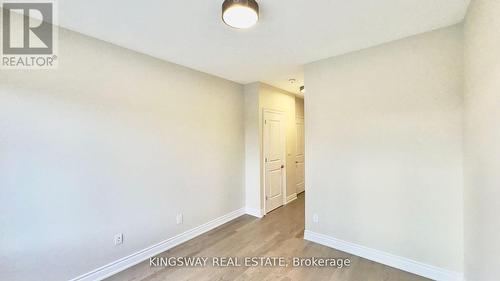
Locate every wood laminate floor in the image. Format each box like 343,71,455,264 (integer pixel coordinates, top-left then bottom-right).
106,193,429,281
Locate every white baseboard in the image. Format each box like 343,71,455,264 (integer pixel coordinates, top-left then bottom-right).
286,193,297,204
245,207,263,218
70,208,246,281
304,230,463,281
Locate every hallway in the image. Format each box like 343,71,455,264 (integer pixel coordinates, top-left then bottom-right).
107,194,428,281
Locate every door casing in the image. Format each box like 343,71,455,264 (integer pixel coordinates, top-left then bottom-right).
296,116,305,194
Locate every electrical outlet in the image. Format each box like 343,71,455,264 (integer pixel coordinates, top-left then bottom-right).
313,213,319,223
114,233,123,245
176,213,183,225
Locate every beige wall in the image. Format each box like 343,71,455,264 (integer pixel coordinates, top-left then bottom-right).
243,83,261,214
295,98,304,118
464,1,500,280
0,27,245,281
304,26,464,274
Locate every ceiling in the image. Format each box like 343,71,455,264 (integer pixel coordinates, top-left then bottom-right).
57,0,470,94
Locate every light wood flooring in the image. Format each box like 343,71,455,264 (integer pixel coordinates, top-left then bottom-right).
106,193,429,281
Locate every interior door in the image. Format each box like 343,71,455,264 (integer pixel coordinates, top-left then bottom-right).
264,111,285,213
296,116,305,193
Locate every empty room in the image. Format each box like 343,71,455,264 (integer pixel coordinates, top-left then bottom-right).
1,0,499,281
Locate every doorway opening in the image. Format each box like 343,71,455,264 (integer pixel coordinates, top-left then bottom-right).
261,95,305,216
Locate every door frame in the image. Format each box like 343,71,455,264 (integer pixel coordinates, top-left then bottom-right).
261,108,287,216
295,115,305,194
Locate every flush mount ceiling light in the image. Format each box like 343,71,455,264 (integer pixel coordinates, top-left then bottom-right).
222,0,259,29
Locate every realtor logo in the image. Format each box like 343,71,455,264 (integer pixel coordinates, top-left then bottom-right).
1,1,58,68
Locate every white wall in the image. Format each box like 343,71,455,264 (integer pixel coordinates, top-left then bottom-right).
305,26,464,273
0,27,245,281
464,1,500,280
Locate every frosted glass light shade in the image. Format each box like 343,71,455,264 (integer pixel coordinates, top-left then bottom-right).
222,0,259,29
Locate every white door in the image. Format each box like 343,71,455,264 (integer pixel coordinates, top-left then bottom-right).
264,111,286,213
296,116,305,193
